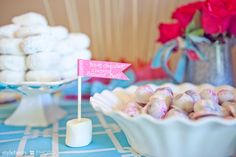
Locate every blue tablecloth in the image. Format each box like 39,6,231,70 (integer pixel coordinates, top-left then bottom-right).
0,98,141,157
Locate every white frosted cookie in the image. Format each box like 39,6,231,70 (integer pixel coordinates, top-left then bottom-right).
59,50,92,71
0,55,26,71
49,26,68,40
0,70,25,83
61,68,77,79
53,39,75,55
12,12,48,26
0,24,20,38
15,25,51,38
21,35,56,54
73,49,92,60
67,33,90,50
53,34,90,55
0,38,24,55
26,51,60,70
59,54,76,70
15,25,68,40
26,70,60,82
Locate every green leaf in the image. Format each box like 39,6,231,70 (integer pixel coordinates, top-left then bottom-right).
186,19,196,34
185,11,201,34
189,28,204,36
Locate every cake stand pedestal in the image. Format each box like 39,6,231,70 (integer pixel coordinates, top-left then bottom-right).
1,79,76,127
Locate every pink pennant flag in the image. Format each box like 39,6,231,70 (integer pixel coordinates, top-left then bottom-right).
78,59,131,80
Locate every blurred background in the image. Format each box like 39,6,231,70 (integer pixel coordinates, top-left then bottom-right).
0,0,235,80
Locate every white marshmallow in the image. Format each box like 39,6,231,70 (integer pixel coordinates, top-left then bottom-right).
26,70,60,82
26,52,60,70
12,12,48,26
0,55,26,71
0,24,20,38
0,38,24,55
21,35,56,54
0,70,25,83
65,118,92,147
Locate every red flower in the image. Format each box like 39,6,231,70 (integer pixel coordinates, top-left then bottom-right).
228,15,236,36
158,22,183,43
201,11,231,34
201,0,236,34
204,0,236,17
172,2,203,29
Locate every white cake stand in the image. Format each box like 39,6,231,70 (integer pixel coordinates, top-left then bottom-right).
1,78,76,127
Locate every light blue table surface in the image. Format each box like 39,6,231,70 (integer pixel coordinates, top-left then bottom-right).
0,98,143,157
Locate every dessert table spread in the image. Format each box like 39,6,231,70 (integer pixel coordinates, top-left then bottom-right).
0,98,141,157
1,80,236,157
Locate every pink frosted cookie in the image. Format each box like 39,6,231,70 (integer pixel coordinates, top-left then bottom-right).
172,93,194,113
217,89,235,104
135,85,154,105
185,90,201,103
165,108,188,119
143,99,168,119
123,101,142,117
200,89,219,104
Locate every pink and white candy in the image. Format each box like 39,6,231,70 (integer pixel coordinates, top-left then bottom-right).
191,99,225,119
185,90,201,103
190,111,222,120
123,101,141,117
143,99,168,119
222,102,236,117
150,87,173,107
165,108,188,119
124,85,236,120
135,85,154,105
194,99,222,113
200,89,219,103
154,87,173,97
217,89,235,104
172,93,194,113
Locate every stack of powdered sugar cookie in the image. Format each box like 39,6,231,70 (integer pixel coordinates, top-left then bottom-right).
0,12,91,83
